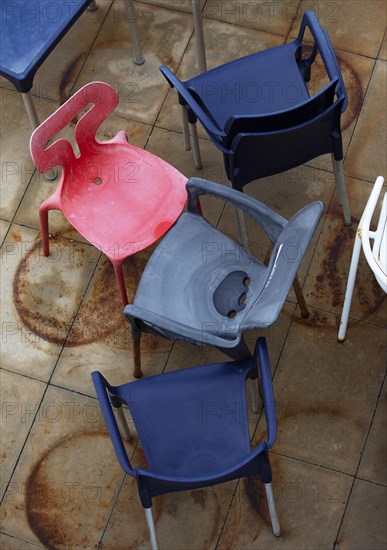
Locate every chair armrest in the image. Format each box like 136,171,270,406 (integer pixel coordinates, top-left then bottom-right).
124,304,241,349
91,371,135,476
297,10,347,111
254,338,277,449
160,66,228,147
186,177,287,243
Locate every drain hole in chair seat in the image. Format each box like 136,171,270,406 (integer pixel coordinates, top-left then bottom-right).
213,270,250,317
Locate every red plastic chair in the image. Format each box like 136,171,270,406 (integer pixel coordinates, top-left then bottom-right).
30,81,187,376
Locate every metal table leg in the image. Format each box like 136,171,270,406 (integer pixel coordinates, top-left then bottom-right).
22,93,57,181
192,0,207,73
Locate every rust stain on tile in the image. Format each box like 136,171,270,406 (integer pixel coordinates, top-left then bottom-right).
13,237,158,351
304,46,363,131
244,476,271,534
25,432,113,549
293,309,328,329
13,239,71,346
311,221,385,312
59,54,86,106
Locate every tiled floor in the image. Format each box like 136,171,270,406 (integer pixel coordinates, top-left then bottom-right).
1,1,386,548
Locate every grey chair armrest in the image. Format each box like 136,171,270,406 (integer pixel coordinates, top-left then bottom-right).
187,177,287,243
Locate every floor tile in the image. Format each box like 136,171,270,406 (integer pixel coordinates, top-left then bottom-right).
78,1,194,124
0,370,46,499
272,308,386,474
303,48,375,173
217,453,352,549
145,126,226,227
139,0,195,13
204,0,301,35
304,176,387,324
14,116,152,234
346,61,387,182
0,385,129,548
380,30,387,61
291,1,387,58
101,446,237,550
336,479,387,549
0,90,58,221
0,533,44,549
0,224,99,381
358,380,387,486
0,219,10,245
51,251,173,397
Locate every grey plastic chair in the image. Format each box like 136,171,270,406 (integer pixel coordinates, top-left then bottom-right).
125,178,323,376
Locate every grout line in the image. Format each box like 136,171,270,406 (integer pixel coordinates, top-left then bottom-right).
332,373,387,547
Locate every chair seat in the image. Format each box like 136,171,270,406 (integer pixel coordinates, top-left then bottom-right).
0,0,92,92
186,42,309,129
59,139,187,262
132,211,268,335
115,359,253,477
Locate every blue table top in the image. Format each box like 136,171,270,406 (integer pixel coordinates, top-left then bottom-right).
0,0,91,92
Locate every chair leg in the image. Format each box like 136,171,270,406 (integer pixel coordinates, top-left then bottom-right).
332,156,351,226
189,122,203,170
192,0,207,73
293,274,310,318
130,319,143,379
22,92,57,181
181,105,191,151
124,0,145,65
115,406,132,441
338,228,362,341
144,507,159,550
113,262,129,307
39,208,50,257
264,482,281,537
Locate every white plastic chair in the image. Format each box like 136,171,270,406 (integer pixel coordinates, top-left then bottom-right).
338,176,387,341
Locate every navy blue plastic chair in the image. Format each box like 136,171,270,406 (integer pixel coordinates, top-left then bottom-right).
92,337,280,549
124,178,323,378
160,10,351,242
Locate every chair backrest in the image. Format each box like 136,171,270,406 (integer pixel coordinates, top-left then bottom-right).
360,176,387,292
296,10,347,111
224,78,337,144
228,96,344,189
30,81,118,173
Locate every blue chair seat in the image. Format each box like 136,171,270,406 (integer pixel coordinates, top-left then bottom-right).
108,359,253,478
